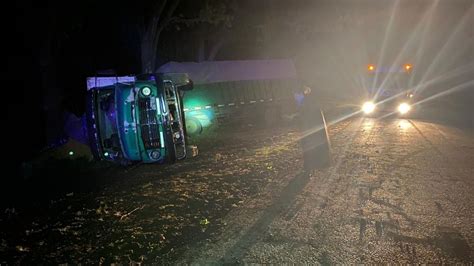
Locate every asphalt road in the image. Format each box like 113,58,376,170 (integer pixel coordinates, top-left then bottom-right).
1,117,473,264
180,117,474,264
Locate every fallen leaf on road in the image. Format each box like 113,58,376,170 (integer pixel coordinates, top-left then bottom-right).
200,218,210,226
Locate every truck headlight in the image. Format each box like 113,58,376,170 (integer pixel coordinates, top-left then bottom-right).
141,86,152,96
398,103,411,114
362,101,375,114
150,150,161,159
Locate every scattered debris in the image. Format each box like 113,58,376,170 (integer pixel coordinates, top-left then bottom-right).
200,218,210,226
120,205,145,220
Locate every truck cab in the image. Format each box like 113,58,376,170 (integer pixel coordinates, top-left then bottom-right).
86,73,192,164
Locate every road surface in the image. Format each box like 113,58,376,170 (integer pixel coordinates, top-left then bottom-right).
180,117,474,264
1,117,473,264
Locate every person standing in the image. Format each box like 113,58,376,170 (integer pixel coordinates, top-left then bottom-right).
298,85,331,172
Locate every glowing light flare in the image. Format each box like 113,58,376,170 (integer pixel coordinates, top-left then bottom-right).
362,101,376,114
404,64,413,72
398,103,411,114
368,64,375,72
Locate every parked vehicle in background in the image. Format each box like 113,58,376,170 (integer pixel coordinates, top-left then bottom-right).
361,63,415,116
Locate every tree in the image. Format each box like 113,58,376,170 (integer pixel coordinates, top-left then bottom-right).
138,0,234,72
188,0,234,61
138,0,182,73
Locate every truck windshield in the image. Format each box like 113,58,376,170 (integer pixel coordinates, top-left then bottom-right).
366,72,409,97
96,89,121,152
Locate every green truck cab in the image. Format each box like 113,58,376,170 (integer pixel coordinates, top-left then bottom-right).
86,73,192,164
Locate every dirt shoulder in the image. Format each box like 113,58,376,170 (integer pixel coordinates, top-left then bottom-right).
0,126,301,264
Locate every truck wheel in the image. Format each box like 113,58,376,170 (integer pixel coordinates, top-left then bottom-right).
186,117,203,136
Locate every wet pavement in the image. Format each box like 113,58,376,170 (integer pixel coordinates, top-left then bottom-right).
1,117,473,264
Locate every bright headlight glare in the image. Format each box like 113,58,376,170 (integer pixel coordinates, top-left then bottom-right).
141,86,152,96
398,103,411,114
362,101,375,114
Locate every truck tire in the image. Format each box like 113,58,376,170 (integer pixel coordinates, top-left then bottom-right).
185,117,203,136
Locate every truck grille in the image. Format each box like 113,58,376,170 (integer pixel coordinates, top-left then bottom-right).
138,98,161,149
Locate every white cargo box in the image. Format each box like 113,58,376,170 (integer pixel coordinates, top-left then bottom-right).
86,76,136,90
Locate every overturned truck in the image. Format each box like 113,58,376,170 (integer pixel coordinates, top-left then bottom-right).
85,60,329,166
85,73,193,164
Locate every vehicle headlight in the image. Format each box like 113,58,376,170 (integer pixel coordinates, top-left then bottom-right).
398,103,411,114
362,101,375,114
141,86,152,96
150,150,161,159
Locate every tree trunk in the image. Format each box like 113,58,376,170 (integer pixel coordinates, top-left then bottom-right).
141,31,159,73
40,16,64,145
197,37,206,62
139,0,180,73
208,38,226,61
